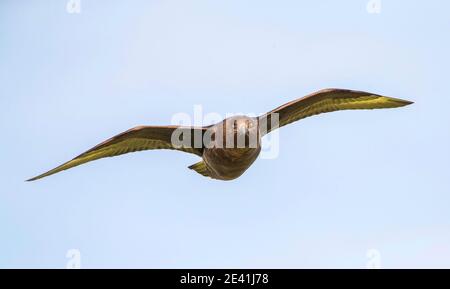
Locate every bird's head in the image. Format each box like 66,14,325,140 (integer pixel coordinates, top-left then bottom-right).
225,116,259,149
205,116,260,149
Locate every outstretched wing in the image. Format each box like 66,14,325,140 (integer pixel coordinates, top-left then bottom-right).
27,125,205,181
259,88,413,136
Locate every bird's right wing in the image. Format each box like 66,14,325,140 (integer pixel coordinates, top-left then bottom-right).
27,125,205,181
258,88,413,136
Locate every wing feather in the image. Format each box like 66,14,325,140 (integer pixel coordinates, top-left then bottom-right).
259,88,413,135
27,125,204,181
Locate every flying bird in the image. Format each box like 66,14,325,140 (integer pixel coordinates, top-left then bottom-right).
27,89,413,181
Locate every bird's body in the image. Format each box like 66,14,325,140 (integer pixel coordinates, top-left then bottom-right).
27,88,413,182
203,146,261,180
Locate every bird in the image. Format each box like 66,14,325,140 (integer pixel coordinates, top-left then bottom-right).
27,88,413,181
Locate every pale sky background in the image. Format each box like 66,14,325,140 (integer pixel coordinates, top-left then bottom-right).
1,0,449,268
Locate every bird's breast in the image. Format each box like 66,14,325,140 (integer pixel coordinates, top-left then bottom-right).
203,146,261,180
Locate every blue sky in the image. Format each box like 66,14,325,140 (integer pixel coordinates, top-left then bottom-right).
1,0,449,268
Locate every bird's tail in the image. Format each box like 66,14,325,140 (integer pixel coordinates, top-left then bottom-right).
188,161,212,178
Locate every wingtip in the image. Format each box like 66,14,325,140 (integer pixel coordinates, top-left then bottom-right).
25,174,46,182
322,89,415,106
391,97,414,107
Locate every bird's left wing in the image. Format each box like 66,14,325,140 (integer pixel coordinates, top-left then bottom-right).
258,88,413,136
27,125,205,181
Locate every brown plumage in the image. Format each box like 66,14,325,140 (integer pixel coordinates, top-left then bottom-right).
27,88,413,181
